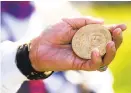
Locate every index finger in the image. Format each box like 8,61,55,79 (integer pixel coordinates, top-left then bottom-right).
104,24,127,32
62,16,104,29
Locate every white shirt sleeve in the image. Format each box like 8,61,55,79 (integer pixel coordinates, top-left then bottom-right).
64,70,114,93
80,70,114,93
0,41,28,93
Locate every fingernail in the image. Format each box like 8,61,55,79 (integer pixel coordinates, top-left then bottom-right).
109,41,115,50
120,24,127,30
92,48,99,57
109,41,114,46
115,28,121,34
117,30,122,36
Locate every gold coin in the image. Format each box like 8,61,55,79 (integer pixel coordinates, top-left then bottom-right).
72,24,112,59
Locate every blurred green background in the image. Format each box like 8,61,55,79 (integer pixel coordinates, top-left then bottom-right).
72,1,131,93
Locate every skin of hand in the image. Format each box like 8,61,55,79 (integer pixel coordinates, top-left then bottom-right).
29,17,126,72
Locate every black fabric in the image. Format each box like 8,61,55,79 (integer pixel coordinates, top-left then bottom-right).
17,81,29,93
15,44,54,80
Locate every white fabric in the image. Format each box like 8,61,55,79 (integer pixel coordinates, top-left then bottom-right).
64,70,114,93
0,41,27,93
80,70,114,93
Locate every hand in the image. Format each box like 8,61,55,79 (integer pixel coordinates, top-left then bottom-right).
98,24,126,71
29,17,126,72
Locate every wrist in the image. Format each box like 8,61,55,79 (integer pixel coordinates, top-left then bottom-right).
29,37,40,71
15,41,54,80
29,35,46,71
